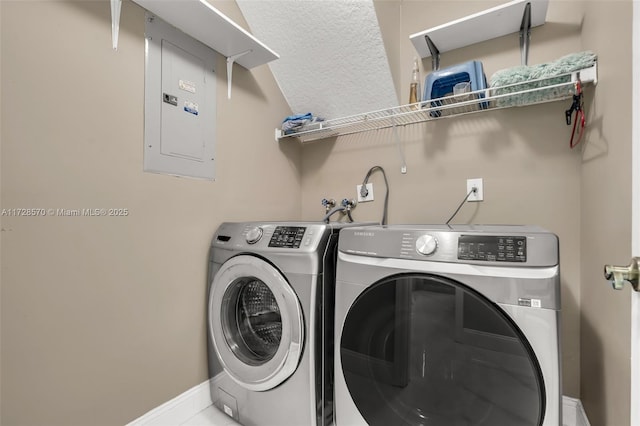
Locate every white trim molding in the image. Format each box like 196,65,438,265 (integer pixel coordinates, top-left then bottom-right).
563,396,591,426
126,380,213,426
632,3,640,426
633,0,640,258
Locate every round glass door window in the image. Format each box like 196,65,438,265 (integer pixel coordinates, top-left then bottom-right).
208,255,304,391
340,273,545,426
222,278,282,365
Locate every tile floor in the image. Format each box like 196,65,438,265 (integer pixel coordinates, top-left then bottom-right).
182,400,587,426
182,405,240,426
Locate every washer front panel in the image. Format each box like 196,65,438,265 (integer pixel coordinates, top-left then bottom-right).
209,255,304,391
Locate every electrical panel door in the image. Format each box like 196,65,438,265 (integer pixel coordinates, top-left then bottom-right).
144,13,216,180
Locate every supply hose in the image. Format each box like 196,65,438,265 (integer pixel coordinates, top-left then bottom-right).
322,206,347,223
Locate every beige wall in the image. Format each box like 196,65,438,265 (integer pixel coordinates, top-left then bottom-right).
1,0,635,425
302,1,636,424
580,1,633,425
0,1,298,425
302,0,585,398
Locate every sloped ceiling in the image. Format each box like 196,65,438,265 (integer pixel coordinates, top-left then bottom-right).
236,0,399,120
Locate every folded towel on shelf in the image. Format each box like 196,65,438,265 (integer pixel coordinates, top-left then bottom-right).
282,113,323,134
490,51,597,107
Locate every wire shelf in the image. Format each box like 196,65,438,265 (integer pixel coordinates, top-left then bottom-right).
276,64,597,143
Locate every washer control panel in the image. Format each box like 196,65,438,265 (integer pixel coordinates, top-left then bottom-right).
458,235,527,262
268,226,306,248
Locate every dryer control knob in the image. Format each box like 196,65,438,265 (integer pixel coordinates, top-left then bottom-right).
416,234,438,256
246,227,263,244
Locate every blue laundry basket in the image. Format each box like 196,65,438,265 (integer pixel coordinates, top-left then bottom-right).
424,61,488,117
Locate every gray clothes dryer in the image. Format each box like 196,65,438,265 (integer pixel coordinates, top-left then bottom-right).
334,225,562,426
207,221,368,426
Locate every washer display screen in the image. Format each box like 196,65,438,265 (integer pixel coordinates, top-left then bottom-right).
268,226,306,248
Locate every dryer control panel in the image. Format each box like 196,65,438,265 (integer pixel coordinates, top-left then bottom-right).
338,225,558,267
458,235,527,262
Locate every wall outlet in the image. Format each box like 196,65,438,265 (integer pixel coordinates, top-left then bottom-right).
467,178,484,202
357,183,374,202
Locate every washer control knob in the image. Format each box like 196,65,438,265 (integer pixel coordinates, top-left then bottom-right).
246,227,263,244
416,234,438,256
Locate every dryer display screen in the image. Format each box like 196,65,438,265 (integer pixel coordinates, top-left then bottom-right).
458,235,526,262
269,226,306,248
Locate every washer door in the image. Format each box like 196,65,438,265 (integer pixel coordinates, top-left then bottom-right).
340,273,545,426
209,255,304,391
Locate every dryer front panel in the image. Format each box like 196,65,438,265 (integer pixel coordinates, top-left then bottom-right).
338,273,545,426
209,255,304,392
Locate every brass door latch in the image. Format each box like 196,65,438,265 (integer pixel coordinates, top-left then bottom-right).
604,258,640,291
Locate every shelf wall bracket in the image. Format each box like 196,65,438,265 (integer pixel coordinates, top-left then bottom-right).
425,35,440,71
226,49,252,100
390,116,407,174
110,0,122,50
519,2,532,65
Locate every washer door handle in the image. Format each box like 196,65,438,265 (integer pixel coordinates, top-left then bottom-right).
604,257,640,291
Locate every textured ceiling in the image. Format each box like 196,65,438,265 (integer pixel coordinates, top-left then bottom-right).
236,0,398,120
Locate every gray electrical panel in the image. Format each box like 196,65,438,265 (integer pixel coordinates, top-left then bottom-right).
144,13,216,180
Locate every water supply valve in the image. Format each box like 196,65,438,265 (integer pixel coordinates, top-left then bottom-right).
322,198,336,213
341,198,357,211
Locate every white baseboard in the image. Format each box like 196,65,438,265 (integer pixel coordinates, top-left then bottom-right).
126,379,213,426
563,396,591,426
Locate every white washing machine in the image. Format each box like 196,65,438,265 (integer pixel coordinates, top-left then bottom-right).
334,225,562,426
207,221,365,426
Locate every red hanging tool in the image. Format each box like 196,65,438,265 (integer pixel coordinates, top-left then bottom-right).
565,79,585,148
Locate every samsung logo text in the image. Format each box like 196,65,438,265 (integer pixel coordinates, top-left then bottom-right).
354,232,375,237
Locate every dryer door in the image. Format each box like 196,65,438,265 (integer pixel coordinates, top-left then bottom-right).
339,273,545,426
209,255,304,391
